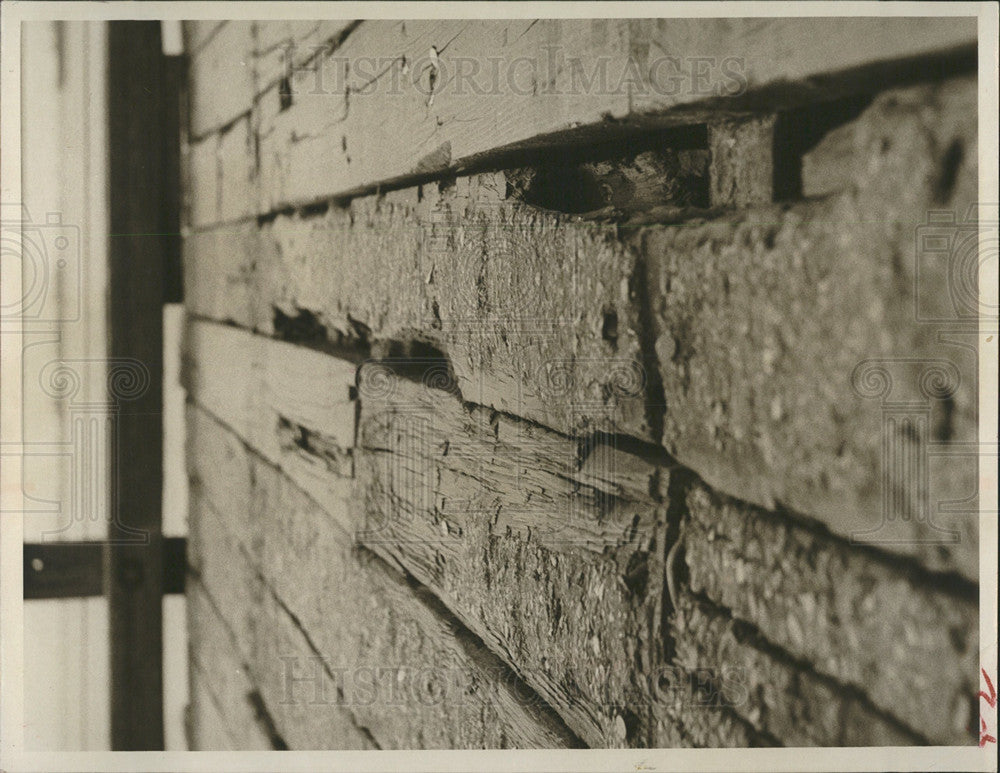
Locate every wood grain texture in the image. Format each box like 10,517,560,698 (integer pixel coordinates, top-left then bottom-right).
672,594,925,746
185,320,778,746
708,115,775,206
182,24,983,749
185,17,974,221
683,480,978,745
185,20,360,139
184,324,945,746
252,20,360,102
189,483,373,750
188,404,582,748
183,320,358,531
187,366,782,747
184,176,653,443
184,71,980,580
355,363,673,746
639,75,979,579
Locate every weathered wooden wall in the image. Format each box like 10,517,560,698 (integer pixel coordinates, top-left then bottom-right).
182,18,980,748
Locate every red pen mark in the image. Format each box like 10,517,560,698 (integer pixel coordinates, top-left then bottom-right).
980,669,997,747
979,669,997,709
979,717,996,748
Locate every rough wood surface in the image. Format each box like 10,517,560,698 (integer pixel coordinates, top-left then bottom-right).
184,74,979,579
183,320,358,533
185,180,653,442
683,480,978,745
185,18,974,220
355,363,673,746
185,20,360,139
640,75,979,579
189,485,375,750
185,320,785,746
185,22,256,136
182,24,984,750
252,20,360,105
708,115,775,206
184,324,970,746
187,580,278,751
185,327,671,745
672,594,925,746
188,405,582,748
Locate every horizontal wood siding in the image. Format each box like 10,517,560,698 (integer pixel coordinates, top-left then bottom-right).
183,18,980,748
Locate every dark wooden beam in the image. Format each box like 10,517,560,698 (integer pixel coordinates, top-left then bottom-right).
24,542,102,599
106,21,179,751
162,52,185,305
24,539,187,600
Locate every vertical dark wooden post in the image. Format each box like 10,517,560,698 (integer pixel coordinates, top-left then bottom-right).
106,21,177,750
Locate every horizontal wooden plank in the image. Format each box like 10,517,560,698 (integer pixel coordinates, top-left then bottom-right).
185,323,964,746
190,484,376,750
246,581,380,750
188,404,582,748
179,226,265,326
190,465,372,750
184,72,980,580
186,17,974,221
23,539,186,599
188,671,240,750
186,21,361,139
252,20,360,102
183,320,358,534
184,174,652,439
186,21,256,136
683,479,978,745
187,321,770,746
188,395,777,748
183,318,357,511
354,363,675,746
182,21,226,55
24,542,102,599
191,507,378,750
640,75,980,579
187,580,279,750
673,594,925,746
356,363,968,747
